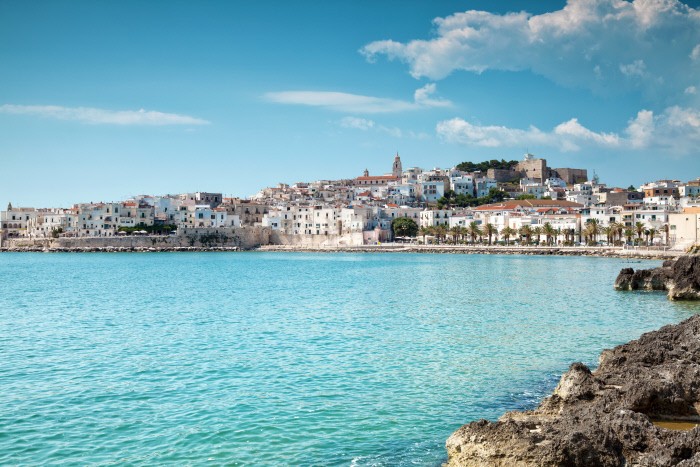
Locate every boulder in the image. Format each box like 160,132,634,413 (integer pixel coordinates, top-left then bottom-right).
614,255,700,300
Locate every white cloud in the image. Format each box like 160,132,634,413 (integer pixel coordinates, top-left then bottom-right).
625,110,654,148
338,116,429,139
264,84,451,114
437,106,700,154
340,116,375,130
361,0,700,99
691,44,700,61
0,104,209,125
619,59,647,78
685,86,697,95
413,83,451,108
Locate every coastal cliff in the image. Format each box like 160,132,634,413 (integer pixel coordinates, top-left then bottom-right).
615,255,700,300
445,315,700,466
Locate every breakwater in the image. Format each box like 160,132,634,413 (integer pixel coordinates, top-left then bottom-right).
1,239,682,259
257,244,681,259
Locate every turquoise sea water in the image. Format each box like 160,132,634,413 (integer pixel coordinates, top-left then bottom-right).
1,252,698,465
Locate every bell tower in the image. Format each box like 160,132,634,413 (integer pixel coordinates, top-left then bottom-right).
392,152,402,178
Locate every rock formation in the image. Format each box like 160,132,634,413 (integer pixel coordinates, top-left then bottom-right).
615,255,700,300
445,315,700,466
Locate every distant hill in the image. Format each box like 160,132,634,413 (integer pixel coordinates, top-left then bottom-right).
456,159,518,173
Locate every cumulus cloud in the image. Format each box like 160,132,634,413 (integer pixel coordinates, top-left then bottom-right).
361,0,700,99
264,83,451,114
437,106,700,154
0,104,209,125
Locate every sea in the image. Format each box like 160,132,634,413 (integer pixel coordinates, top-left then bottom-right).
1,252,698,465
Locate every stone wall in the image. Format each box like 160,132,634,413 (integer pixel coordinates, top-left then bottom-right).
270,231,364,247
3,226,271,250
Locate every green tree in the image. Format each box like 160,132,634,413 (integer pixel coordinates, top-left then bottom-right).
418,226,430,244
532,226,543,245
392,217,419,239
501,226,516,245
468,221,482,244
484,223,497,245
635,222,645,245
585,219,600,245
648,227,658,246
456,159,518,173
542,222,556,246
519,225,533,245
433,225,448,244
449,226,462,244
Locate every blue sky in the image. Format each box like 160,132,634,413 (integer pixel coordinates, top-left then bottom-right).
1,0,699,207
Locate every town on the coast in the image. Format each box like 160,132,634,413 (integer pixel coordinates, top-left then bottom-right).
2,152,699,250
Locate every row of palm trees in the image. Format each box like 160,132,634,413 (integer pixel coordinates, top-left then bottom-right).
418,222,567,246
582,219,669,246
416,220,670,246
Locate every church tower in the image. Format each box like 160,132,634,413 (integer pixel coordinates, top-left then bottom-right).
392,152,402,178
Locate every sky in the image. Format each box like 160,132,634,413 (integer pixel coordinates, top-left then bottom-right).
1,0,700,207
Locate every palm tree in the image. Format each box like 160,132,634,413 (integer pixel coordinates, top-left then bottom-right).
519,225,533,245
459,226,469,244
542,222,556,246
585,219,600,245
532,226,543,245
610,222,623,245
500,226,516,245
419,226,430,244
635,221,645,245
468,221,482,244
624,228,634,245
648,227,658,246
433,225,447,244
661,224,670,246
449,226,462,245
555,227,562,245
563,228,571,245
601,226,613,245
484,223,497,245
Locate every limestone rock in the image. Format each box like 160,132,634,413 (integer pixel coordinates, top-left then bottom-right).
446,315,700,467
614,255,700,300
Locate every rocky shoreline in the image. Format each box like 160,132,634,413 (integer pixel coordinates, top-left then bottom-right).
446,314,700,466
446,255,700,466
257,244,680,259
615,255,700,300
0,243,682,259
